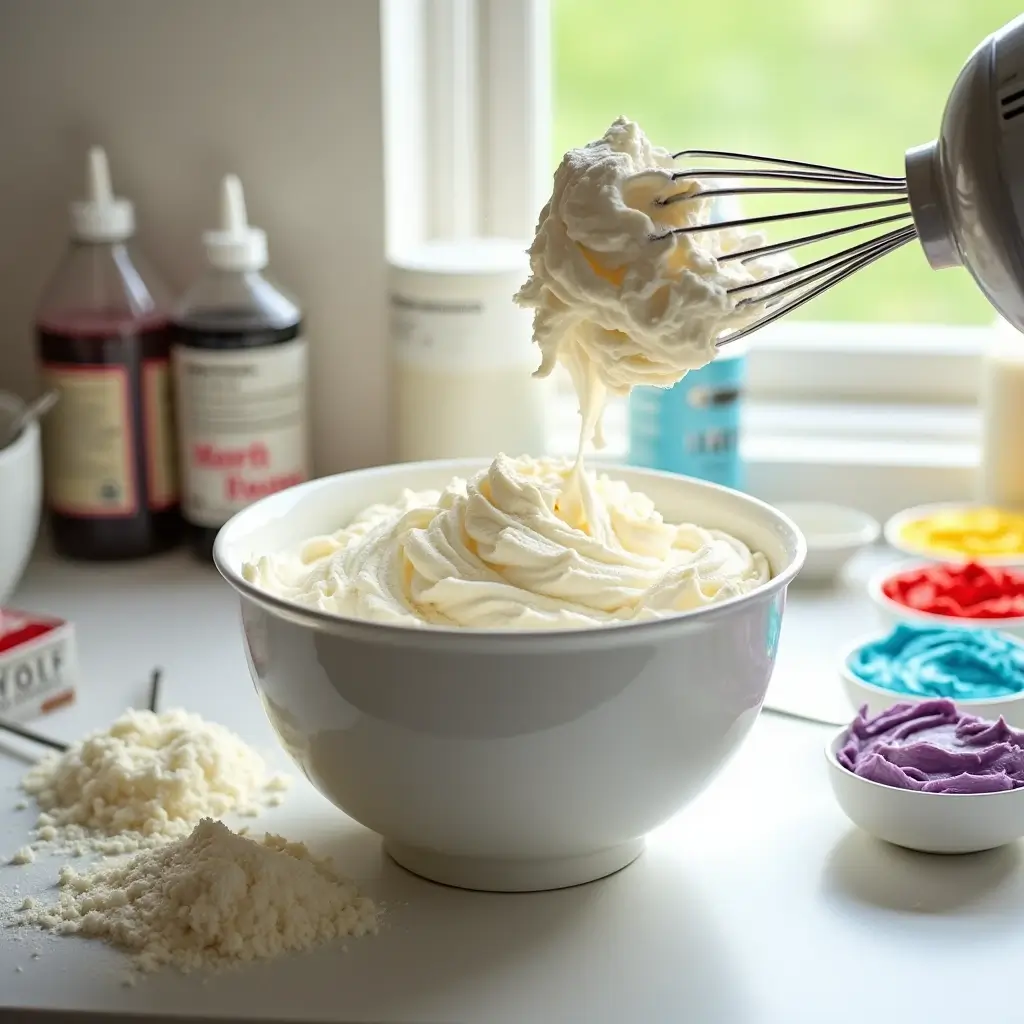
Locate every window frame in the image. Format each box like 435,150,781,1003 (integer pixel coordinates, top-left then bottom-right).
380,0,987,518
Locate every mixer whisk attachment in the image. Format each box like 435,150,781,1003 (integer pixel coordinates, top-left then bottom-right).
657,150,919,345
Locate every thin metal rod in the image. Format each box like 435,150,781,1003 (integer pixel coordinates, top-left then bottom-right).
728,223,917,297
719,209,914,264
734,230,915,324
733,226,917,307
148,667,163,714
659,184,908,207
660,196,910,239
670,149,902,183
735,231,916,309
716,229,918,346
0,717,68,753
733,231,911,310
669,168,905,188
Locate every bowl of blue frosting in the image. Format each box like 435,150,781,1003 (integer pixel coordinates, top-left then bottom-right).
839,623,1024,727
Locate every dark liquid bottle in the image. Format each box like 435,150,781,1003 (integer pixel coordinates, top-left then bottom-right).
36,148,182,560
172,175,308,562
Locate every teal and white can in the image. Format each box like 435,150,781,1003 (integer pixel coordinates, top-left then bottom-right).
627,341,747,490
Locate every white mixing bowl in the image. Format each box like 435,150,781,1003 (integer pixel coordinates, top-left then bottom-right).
215,459,806,892
0,392,42,603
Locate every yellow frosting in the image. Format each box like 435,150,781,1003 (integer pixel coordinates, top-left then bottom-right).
899,507,1024,557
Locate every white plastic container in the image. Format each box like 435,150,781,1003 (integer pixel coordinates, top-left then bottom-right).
389,239,546,462
980,317,1024,508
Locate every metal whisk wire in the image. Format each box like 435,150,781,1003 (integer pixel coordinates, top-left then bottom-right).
656,150,919,344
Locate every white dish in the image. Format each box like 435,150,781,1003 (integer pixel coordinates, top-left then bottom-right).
775,502,879,582
866,560,1024,640
837,632,1024,727
0,393,42,603
215,458,806,892
825,726,1024,854
884,501,1024,567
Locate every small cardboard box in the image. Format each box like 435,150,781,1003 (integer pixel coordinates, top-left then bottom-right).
0,609,77,722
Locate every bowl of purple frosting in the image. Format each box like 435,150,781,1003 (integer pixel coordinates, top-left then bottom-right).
826,699,1024,854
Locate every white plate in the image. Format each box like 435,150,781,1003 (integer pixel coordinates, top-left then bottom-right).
884,501,1024,567
775,502,879,582
825,726,1024,854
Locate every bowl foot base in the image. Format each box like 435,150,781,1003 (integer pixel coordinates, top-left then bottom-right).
382,837,645,892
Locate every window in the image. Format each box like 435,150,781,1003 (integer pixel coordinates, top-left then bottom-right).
380,0,1013,516
554,0,1018,327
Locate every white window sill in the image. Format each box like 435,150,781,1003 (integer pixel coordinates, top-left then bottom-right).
546,395,978,521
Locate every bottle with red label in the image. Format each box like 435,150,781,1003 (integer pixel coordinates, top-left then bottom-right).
36,147,182,560
172,174,309,561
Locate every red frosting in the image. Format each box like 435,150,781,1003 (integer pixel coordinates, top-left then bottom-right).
882,561,1024,619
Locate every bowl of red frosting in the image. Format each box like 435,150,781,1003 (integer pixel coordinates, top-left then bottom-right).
867,560,1024,639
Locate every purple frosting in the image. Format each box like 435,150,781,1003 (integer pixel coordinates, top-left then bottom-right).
838,699,1024,794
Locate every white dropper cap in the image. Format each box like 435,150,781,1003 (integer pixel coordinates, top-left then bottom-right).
203,175,268,272
70,147,135,242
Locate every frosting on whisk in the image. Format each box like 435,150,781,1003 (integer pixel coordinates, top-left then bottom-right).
514,116,793,453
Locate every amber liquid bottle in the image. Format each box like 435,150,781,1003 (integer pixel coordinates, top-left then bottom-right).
36,147,182,560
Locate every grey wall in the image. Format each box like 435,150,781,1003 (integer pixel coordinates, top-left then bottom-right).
0,0,388,474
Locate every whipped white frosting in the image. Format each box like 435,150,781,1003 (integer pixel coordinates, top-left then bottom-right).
242,455,769,631
514,116,793,448
244,118,779,630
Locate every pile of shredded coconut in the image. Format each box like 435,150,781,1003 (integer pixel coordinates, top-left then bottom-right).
12,708,290,859
17,818,378,976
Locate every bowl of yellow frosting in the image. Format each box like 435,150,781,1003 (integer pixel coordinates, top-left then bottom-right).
884,503,1024,567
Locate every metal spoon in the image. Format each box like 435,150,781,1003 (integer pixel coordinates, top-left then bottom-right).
1,390,59,449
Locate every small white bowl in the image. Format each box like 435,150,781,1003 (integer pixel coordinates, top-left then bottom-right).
884,501,1024,567
775,502,879,582
0,393,42,603
838,632,1024,727
825,727,1024,854
866,560,1024,641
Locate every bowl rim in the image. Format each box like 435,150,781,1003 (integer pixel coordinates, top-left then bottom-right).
0,392,35,461
838,630,1024,710
824,725,1024,800
774,501,880,552
213,457,807,645
883,501,1024,566
866,559,1024,629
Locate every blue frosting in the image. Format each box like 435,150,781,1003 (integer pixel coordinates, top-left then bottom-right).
847,623,1024,700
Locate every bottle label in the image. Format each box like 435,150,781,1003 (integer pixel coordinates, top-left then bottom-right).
142,359,178,509
173,338,309,527
390,292,537,372
628,353,747,490
39,363,138,516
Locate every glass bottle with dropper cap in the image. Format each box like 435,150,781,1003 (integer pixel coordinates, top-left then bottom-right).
36,146,181,560
172,174,309,562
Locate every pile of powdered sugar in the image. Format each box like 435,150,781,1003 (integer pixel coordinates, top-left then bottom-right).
10,707,290,861
17,818,378,977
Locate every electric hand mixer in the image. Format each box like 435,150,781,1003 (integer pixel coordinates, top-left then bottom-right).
663,13,1024,345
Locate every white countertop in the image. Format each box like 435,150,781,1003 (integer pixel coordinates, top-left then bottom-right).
3,546,1021,1024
